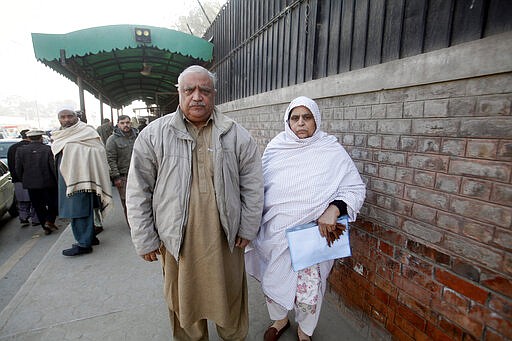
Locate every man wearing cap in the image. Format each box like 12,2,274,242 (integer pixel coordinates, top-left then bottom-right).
7,129,40,227
51,109,113,256
15,130,58,235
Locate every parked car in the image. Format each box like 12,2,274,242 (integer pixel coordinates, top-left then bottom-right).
0,160,17,218
0,138,21,166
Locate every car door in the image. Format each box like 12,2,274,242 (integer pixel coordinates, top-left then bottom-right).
0,161,13,215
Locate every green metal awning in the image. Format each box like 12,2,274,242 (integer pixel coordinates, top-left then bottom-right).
32,24,213,113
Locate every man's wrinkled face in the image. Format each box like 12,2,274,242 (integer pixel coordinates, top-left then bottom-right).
288,106,316,139
58,110,79,128
117,118,132,133
178,72,216,127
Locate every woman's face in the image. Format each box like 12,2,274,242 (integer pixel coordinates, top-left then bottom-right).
288,106,316,139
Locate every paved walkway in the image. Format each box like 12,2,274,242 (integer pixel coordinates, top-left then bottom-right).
0,190,367,340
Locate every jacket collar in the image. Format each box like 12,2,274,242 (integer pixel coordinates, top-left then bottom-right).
113,126,137,137
172,107,234,136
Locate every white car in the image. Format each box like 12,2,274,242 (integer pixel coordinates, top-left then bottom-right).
0,160,17,218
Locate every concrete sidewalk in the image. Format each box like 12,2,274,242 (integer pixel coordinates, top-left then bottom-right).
0,191,367,340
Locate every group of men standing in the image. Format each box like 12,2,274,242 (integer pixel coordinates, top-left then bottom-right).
8,109,140,256
10,65,264,339
8,129,58,235
20,65,261,339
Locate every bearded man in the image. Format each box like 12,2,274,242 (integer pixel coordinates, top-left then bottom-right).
51,109,113,256
106,114,138,222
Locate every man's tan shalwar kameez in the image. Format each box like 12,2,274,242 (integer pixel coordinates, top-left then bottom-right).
160,120,248,341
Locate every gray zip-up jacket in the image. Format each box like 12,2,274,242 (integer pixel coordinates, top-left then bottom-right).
126,108,264,259
105,127,137,179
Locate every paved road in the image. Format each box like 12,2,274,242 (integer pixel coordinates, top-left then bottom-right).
0,190,369,340
0,212,68,312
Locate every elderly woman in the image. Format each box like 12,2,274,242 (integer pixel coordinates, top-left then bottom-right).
246,96,366,341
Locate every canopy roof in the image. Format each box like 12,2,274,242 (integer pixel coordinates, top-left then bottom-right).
32,25,213,111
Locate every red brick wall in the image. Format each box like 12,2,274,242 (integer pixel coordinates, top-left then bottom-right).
324,73,512,340
221,31,512,340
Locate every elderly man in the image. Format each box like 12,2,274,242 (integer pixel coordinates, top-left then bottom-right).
106,114,138,222
15,130,59,235
127,65,263,340
7,129,40,227
51,109,113,256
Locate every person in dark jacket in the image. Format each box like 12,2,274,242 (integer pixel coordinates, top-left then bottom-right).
7,129,40,227
96,118,113,145
137,118,147,131
105,115,137,222
15,130,59,235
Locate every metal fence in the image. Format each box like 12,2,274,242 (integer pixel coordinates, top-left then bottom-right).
204,0,512,104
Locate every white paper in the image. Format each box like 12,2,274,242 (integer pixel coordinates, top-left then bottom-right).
286,216,351,271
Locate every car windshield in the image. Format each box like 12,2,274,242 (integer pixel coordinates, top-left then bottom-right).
0,141,18,158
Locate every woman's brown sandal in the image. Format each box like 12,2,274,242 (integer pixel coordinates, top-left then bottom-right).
264,320,290,341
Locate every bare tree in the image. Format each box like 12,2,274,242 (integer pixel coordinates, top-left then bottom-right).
171,0,226,36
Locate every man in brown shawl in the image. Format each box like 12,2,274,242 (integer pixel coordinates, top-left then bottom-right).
126,65,264,340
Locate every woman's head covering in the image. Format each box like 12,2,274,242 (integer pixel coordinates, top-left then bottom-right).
262,94,366,224
283,96,322,142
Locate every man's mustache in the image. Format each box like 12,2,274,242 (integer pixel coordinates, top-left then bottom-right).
190,102,206,107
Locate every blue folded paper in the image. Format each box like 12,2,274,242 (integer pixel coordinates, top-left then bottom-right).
286,215,351,271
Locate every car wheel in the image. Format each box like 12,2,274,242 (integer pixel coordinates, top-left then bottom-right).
8,196,18,217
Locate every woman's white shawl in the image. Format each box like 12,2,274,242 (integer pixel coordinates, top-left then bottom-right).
245,96,366,310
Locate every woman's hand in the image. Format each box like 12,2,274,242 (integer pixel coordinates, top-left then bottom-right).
317,204,340,238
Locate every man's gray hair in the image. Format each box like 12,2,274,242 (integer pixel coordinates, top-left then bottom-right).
176,65,217,89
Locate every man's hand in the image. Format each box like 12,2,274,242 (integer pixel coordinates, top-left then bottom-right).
235,236,250,249
141,249,160,262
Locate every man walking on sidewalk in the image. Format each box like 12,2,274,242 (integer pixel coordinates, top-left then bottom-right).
15,130,59,235
51,109,113,256
106,115,138,223
127,65,263,340
7,129,40,227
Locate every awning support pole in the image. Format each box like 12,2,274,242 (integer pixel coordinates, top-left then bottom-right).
99,94,104,122
77,77,87,122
